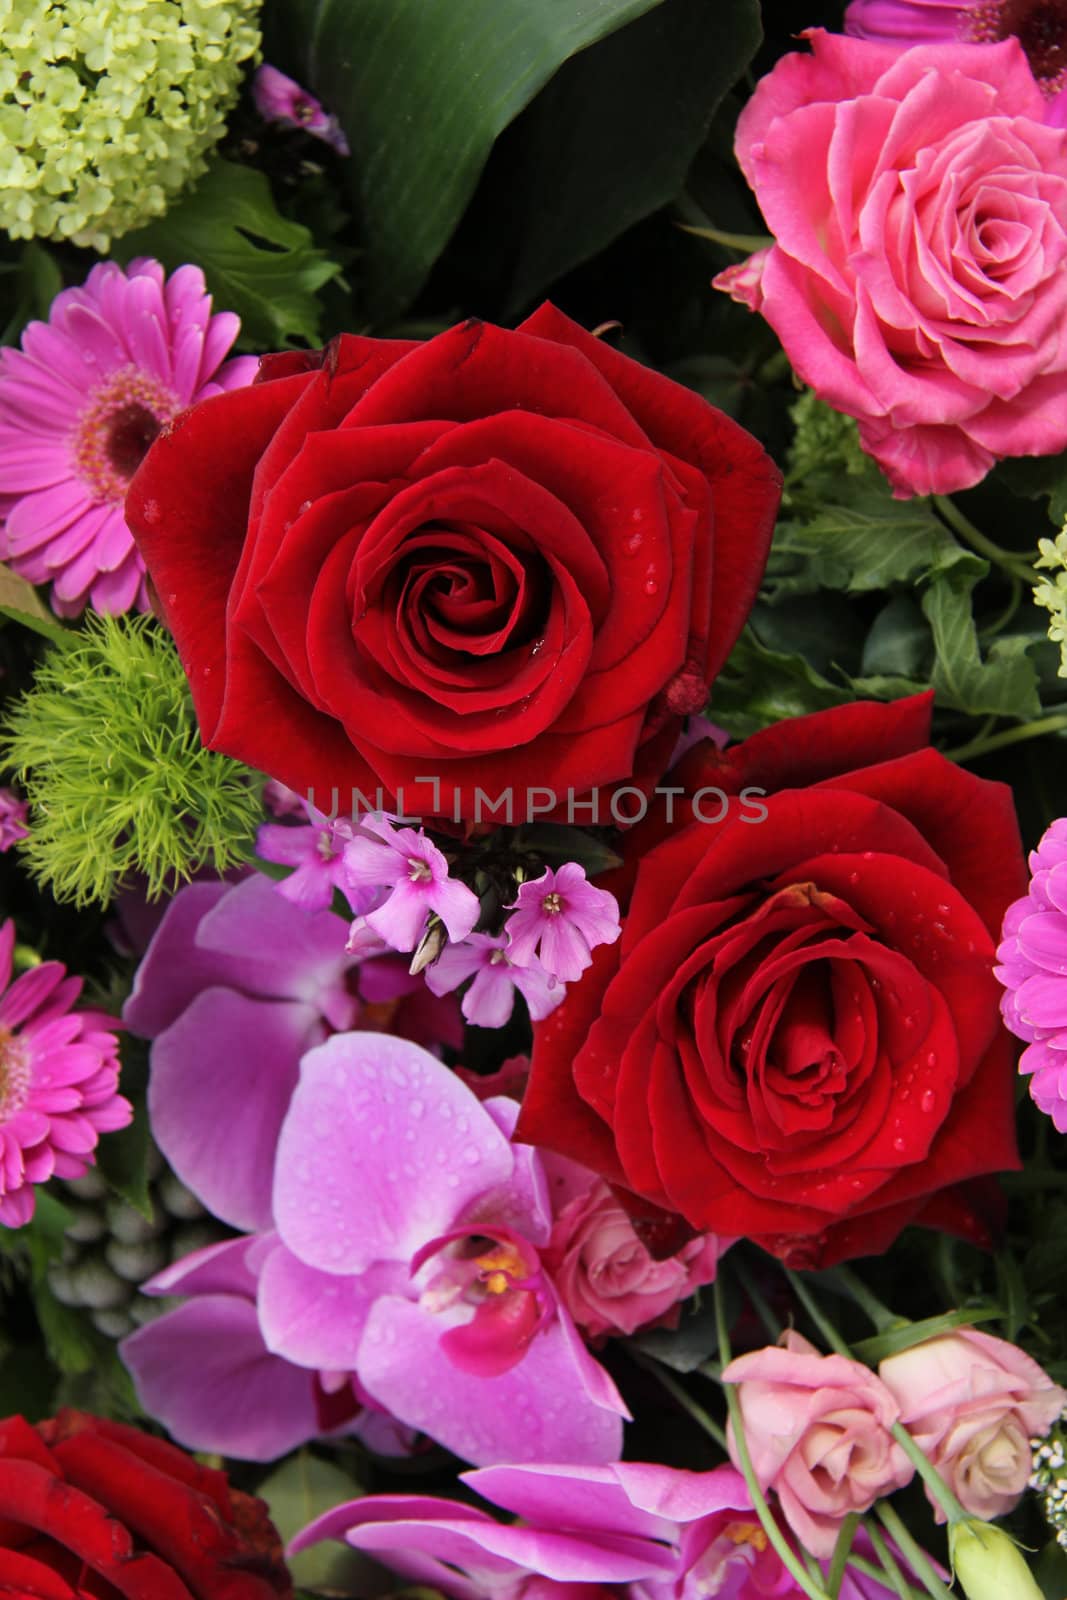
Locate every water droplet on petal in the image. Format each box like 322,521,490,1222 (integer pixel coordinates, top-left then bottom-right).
920,1089,936,1112
893,1135,907,1152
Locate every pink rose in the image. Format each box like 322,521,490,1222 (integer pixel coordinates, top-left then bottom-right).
544,1179,727,1340
879,1328,1066,1521
722,1331,913,1556
716,30,1067,497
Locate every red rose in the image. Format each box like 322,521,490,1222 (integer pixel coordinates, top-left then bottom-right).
517,696,1025,1267
0,1409,291,1598
126,305,780,821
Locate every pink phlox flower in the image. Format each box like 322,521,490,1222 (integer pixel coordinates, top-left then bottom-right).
425,932,564,1027
0,258,256,616
0,920,129,1227
0,789,29,853
343,814,480,952
505,864,621,983
257,805,380,914
257,1032,628,1465
252,65,351,155
263,779,308,818
995,816,1067,1130
290,1458,911,1600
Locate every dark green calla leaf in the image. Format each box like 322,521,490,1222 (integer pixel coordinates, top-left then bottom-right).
278,0,676,315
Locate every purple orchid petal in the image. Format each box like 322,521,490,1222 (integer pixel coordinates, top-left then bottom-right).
120,1295,321,1461
122,881,231,1035
611,1462,750,1523
149,989,320,1230
357,1295,625,1466
140,1233,264,1299
273,1032,515,1275
468,1096,553,1246
258,1241,407,1370
461,1464,680,1543
553,1299,631,1420
292,1496,506,1600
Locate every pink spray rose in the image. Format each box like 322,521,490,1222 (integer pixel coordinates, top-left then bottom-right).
716,30,1067,497
544,1179,729,1340
722,1331,914,1557
879,1328,1066,1520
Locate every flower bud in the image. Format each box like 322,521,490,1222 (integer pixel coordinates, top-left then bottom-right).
949,1519,1044,1600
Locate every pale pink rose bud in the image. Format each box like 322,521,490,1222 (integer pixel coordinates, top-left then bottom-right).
722,1330,913,1556
544,1179,728,1340
879,1329,1066,1523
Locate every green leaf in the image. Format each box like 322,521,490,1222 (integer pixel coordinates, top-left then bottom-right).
921,563,1042,719
114,160,342,348
497,0,762,310
860,596,931,680
281,0,673,315
851,1306,1003,1364
769,482,970,598
630,1294,720,1372
710,627,853,737
0,240,62,348
257,1452,366,1590
0,562,73,648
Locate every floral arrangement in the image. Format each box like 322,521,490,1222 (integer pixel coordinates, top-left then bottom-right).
5,4,1067,1600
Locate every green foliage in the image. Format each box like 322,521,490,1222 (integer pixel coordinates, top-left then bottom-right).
922,562,1042,719
272,0,708,315
1,613,262,907
258,1452,367,1591
0,240,62,347
93,1043,154,1222
114,158,343,348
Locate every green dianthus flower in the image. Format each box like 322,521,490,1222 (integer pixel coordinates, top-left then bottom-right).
0,0,262,249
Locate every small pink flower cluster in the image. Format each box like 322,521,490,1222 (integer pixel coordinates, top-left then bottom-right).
257,803,621,1027
724,1326,1065,1555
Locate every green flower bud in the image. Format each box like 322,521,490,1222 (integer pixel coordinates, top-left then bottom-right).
950,1519,1044,1600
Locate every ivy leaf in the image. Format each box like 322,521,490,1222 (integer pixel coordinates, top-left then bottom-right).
921,563,1042,719
114,160,342,349
630,1294,720,1372
94,1042,153,1221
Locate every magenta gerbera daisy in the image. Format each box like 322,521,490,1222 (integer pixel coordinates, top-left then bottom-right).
845,0,1067,102
0,920,129,1227
0,258,258,617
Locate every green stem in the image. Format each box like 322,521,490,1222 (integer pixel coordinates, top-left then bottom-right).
932,495,1035,582
714,1279,833,1600
825,1267,900,1334
979,579,1022,638
628,1350,729,1451
827,1514,859,1600
943,713,1067,764
863,1520,926,1600
888,1426,969,1528
731,1255,783,1342
786,1269,854,1355
876,1505,956,1600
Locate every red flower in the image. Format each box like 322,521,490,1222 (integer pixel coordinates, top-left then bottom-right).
517,696,1025,1267
0,1409,291,1599
126,305,780,821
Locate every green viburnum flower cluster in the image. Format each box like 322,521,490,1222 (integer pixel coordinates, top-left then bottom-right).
0,0,262,249
0,613,262,906
1033,528,1067,678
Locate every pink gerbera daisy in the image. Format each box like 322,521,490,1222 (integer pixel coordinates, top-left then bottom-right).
0,258,257,617
0,920,130,1227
